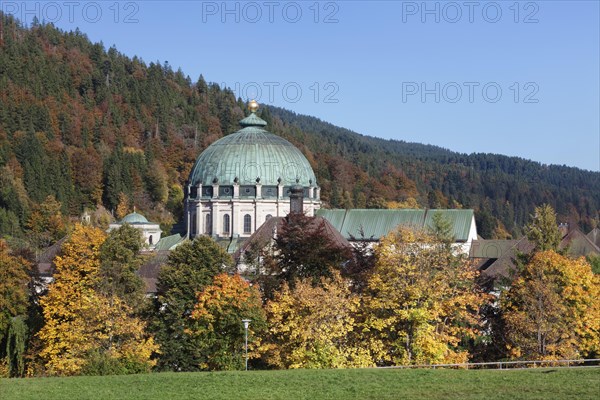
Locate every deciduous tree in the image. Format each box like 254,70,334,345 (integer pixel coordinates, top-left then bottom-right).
115,192,130,220
262,272,372,369
363,228,487,366
188,273,266,370
501,251,600,360
26,195,67,249
38,224,157,375
263,213,352,295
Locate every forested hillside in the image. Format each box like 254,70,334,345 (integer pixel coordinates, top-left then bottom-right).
1,14,599,246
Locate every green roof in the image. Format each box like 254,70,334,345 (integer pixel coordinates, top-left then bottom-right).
154,234,185,251
121,212,149,224
316,209,475,242
188,114,317,187
423,209,476,243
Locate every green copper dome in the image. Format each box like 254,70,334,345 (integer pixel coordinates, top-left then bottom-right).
121,212,149,224
188,112,317,187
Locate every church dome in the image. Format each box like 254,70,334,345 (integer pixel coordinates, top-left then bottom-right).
121,212,149,224
188,103,317,187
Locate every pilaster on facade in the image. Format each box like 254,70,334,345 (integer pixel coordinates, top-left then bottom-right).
231,200,236,237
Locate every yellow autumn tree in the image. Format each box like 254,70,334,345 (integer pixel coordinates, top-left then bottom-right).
38,224,157,375
115,192,130,220
501,251,600,360
262,272,373,369
363,228,487,366
26,195,68,249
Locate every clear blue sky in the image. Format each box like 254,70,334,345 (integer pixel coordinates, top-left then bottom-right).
4,1,599,171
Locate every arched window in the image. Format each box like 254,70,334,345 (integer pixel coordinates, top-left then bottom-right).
243,214,252,234
223,214,230,234
149,235,153,245
265,214,273,221
205,214,212,235
190,212,197,236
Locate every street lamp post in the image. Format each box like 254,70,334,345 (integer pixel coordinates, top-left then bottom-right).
242,319,251,371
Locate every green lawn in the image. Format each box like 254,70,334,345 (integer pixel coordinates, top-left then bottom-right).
1,367,598,400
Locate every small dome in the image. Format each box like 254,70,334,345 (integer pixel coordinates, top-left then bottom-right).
121,212,149,224
188,106,317,187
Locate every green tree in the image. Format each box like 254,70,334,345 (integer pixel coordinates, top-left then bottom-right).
429,212,454,245
524,204,562,252
149,236,232,371
98,224,145,310
166,184,184,221
587,254,600,275
188,274,266,370
146,160,168,204
0,240,31,377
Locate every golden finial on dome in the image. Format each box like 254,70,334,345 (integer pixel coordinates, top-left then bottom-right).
248,99,259,113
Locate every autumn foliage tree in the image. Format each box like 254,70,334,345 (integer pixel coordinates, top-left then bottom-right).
38,224,157,375
501,251,600,360
187,273,266,371
26,195,68,249
363,228,487,366
261,272,372,369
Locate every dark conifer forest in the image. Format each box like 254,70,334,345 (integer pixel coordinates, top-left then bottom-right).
1,14,598,244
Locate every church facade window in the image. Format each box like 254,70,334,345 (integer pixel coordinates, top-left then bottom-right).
205,214,212,235
243,214,252,233
223,214,230,234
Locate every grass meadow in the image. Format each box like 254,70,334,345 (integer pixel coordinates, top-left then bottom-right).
1,367,598,400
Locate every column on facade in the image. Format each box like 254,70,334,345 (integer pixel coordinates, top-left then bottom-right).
231,200,236,238
195,202,201,237
212,202,219,238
